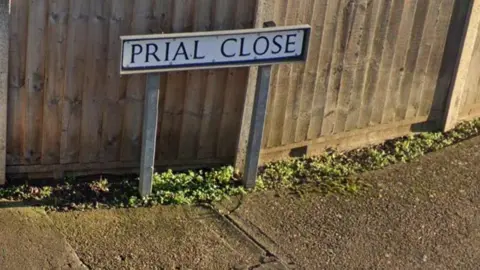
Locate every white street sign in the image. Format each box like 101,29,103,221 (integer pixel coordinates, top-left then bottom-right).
120,25,311,74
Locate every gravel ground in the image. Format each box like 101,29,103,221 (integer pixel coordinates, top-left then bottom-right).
47,136,480,269
222,136,480,269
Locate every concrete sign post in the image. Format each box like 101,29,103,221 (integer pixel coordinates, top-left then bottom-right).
120,25,310,196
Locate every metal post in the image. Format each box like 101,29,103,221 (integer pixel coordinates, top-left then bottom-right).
243,65,272,188
139,74,161,196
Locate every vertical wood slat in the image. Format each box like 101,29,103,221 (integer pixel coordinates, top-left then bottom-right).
101,0,133,162
281,0,307,144
418,0,455,119
217,0,254,158
369,0,405,125
343,0,383,131
294,0,328,142
333,0,368,134
42,0,69,164
266,0,296,147
25,0,48,164
61,0,89,164
395,0,431,121
381,0,419,124
261,0,288,148
211,0,237,159
356,0,393,129
197,0,232,159
177,0,212,160
120,0,151,161
153,0,173,162
79,0,110,163
306,0,343,140
433,0,470,121
405,1,440,120
321,0,357,136
158,0,192,160
0,0,9,183
7,0,28,164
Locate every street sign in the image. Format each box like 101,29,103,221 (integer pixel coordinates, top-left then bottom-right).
121,23,311,196
120,25,310,74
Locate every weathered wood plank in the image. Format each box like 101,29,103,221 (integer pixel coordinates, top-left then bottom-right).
158,0,193,160
369,0,404,125
216,0,255,158
333,0,368,134
24,0,48,164
215,0,241,158
268,0,296,146
418,0,455,118
197,0,232,158
61,0,90,164
320,0,355,136
343,0,383,131
356,0,392,129
151,0,173,162
7,0,28,165
120,0,150,161
381,0,418,124
307,0,343,139
42,0,69,165
79,0,110,163
405,1,438,120
177,0,212,160
263,0,289,147
0,0,9,183
101,0,133,162
281,0,306,144
395,0,431,121
294,0,328,142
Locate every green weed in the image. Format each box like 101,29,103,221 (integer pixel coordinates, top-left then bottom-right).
1,118,480,211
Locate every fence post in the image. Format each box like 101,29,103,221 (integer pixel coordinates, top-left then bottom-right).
443,0,478,131
0,0,9,185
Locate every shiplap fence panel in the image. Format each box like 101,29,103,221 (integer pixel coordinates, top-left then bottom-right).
260,0,457,160
7,0,255,175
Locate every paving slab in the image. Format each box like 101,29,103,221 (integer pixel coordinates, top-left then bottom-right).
0,206,86,270
49,205,271,269
222,136,480,269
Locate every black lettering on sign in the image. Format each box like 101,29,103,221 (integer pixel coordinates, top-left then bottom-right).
165,42,171,61
285,34,297,53
239,38,251,57
193,40,205,59
253,36,269,56
145,43,160,63
272,35,283,54
221,38,237,58
130,44,143,64
173,42,189,61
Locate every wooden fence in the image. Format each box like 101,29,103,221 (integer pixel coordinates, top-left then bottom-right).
0,0,477,180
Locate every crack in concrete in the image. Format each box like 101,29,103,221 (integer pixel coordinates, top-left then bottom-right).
208,203,292,269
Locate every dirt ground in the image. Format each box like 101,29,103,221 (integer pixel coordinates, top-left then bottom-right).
4,136,479,269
